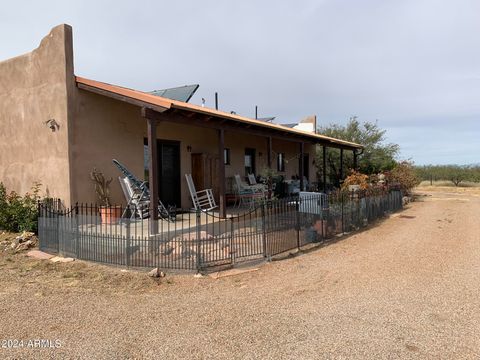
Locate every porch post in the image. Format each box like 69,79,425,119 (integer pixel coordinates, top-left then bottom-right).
322,145,327,193
147,117,159,234
267,136,272,168
340,148,344,182
218,129,226,218
299,142,304,191
353,149,358,170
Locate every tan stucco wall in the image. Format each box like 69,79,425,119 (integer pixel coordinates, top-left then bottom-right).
70,91,315,208
0,24,74,203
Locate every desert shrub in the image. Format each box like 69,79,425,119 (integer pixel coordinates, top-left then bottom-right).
341,170,369,191
387,161,419,195
0,182,41,233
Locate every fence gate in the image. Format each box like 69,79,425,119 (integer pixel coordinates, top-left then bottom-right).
196,211,233,270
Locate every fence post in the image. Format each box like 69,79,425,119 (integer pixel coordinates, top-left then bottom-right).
125,213,131,267
196,209,201,273
74,203,79,258
261,202,267,258
341,192,345,234
296,197,300,250
230,217,235,265
37,201,41,249
57,208,63,256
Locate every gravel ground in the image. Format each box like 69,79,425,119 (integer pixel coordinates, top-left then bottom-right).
1,188,479,359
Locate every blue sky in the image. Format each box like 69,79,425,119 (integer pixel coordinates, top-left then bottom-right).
1,0,479,165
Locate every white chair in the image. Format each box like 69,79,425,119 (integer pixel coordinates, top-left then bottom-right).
185,174,217,211
233,174,265,208
247,174,268,192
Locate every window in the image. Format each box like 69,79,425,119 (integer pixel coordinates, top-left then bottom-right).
244,148,256,176
277,153,285,172
224,148,231,165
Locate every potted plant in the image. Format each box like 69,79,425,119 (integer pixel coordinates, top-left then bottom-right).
259,166,278,200
341,170,369,194
90,168,121,224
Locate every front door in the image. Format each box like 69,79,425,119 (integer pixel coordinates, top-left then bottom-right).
303,154,310,180
244,148,256,176
157,140,181,208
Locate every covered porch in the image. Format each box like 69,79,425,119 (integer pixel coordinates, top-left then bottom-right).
75,77,363,233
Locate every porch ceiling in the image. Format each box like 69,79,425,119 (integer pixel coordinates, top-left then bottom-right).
76,76,363,150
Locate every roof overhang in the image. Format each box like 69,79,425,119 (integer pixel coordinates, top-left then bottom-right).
76,76,363,150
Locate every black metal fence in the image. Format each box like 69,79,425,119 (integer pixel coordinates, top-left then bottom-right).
38,190,403,271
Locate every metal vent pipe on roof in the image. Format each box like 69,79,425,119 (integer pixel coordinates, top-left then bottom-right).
215,92,218,110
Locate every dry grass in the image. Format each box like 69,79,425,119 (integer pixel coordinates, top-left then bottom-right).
416,183,480,196
0,246,181,295
1,189,480,358
418,180,480,188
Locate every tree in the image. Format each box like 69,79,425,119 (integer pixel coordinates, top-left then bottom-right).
415,165,479,186
387,161,420,194
317,116,399,187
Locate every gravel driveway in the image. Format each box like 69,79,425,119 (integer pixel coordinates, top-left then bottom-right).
1,188,479,359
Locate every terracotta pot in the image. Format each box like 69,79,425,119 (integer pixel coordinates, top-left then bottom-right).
99,206,122,224
313,220,327,236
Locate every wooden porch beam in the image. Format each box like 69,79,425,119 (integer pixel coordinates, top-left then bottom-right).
340,148,344,181
218,129,226,218
299,142,304,191
267,136,272,168
142,109,160,234
144,108,359,150
323,145,327,193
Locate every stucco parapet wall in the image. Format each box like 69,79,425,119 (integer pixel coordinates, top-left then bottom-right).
0,24,73,204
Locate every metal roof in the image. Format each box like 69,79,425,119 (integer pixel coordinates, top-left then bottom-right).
75,76,363,150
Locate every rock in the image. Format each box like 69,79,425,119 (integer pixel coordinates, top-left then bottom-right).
14,238,37,252
27,250,54,260
50,256,75,263
15,231,35,243
148,268,160,277
194,273,203,278
159,271,166,278
402,196,410,206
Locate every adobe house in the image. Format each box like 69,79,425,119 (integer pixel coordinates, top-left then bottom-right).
0,24,362,218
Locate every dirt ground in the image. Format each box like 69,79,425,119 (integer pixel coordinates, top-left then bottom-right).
1,187,479,359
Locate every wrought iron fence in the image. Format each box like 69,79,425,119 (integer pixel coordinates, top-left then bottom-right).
38,190,403,271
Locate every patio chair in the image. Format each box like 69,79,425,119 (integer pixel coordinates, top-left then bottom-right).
185,174,217,211
118,176,149,219
113,159,174,221
247,173,268,192
233,174,265,208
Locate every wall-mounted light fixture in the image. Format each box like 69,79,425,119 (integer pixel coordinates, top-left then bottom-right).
44,119,59,132
186,145,192,153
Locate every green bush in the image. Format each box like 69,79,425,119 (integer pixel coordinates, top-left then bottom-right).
0,182,41,233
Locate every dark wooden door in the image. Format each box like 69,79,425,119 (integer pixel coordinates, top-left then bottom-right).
191,153,220,202
302,154,310,180
157,140,181,207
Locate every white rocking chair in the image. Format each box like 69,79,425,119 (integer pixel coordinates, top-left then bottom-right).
185,174,217,211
